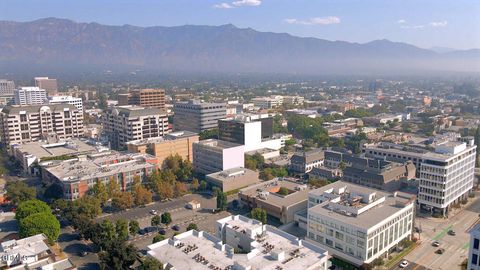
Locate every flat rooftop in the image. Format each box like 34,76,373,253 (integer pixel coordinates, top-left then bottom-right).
239,178,309,207
206,167,258,182
126,130,198,146
13,138,98,160
309,181,415,230
195,139,242,149
40,152,156,182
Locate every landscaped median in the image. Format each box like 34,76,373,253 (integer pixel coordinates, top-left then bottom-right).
383,241,419,269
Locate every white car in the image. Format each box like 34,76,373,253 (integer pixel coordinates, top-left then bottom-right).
149,209,158,215
399,260,409,268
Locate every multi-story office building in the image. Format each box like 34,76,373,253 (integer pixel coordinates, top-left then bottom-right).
0,104,84,147
251,96,283,109
218,115,281,152
468,224,480,270
126,130,199,165
306,181,416,266
173,100,226,133
290,149,325,174
34,77,58,95
0,79,15,96
14,87,47,105
238,178,309,224
283,95,305,106
41,151,158,200
342,155,416,192
206,167,260,192
48,95,83,111
103,105,170,150
363,138,477,215
146,215,329,270
192,139,244,175
118,88,166,109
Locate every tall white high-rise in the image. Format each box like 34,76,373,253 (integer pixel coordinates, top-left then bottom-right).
14,87,47,105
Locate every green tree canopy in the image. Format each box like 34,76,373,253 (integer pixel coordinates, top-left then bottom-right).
5,181,36,205
129,220,140,236
161,212,172,225
19,212,60,245
99,239,137,270
139,257,164,270
216,192,228,211
250,208,267,224
15,199,51,221
186,223,198,231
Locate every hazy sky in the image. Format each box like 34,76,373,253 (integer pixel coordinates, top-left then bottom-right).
1,0,480,50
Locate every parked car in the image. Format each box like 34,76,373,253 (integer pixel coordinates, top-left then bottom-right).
172,225,181,231
79,251,88,257
159,229,166,235
399,260,409,268
435,248,445,254
448,230,456,236
144,226,158,234
432,241,441,247
150,209,158,215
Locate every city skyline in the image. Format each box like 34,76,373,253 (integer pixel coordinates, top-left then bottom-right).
1,0,480,50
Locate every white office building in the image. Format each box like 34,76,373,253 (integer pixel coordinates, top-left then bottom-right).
192,139,244,175
49,95,83,111
363,138,477,216
14,87,47,105
306,181,416,266
0,80,15,96
468,224,480,270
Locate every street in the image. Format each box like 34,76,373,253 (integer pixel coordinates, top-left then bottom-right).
402,196,480,270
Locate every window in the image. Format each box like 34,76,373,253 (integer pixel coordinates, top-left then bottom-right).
472,254,478,265
474,238,479,250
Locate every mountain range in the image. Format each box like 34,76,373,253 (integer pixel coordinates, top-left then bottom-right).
0,18,479,75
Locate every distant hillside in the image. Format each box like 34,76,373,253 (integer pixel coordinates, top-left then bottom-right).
0,18,479,75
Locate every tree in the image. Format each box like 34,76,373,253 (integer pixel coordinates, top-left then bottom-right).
186,223,198,231
99,239,137,270
161,212,172,226
216,192,228,211
199,180,208,191
250,208,267,224
44,183,64,201
97,91,108,110
112,192,134,210
278,187,289,196
134,185,153,206
19,212,60,245
5,181,36,205
92,180,109,205
152,234,165,244
174,182,187,197
199,129,218,140
151,215,161,227
129,220,140,236
156,181,174,200
75,196,102,219
107,178,120,197
259,169,274,181
191,178,200,191
99,220,117,246
140,257,164,270
115,219,129,241
15,199,51,221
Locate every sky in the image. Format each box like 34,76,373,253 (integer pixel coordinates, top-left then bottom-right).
1,0,480,50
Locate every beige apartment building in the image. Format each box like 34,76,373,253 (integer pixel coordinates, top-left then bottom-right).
118,88,166,109
126,130,199,166
0,104,84,147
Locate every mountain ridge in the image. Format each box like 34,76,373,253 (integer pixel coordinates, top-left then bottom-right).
0,17,479,75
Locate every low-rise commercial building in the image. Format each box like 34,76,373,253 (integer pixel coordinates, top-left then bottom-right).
193,139,244,175
238,178,309,224
103,105,170,150
146,215,329,270
206,167,260,192
468,224,480,270
40,151,157,200
34,77,58,96
290,149,325,174
48,95,83,111
127,130,199,166
306,181,416,266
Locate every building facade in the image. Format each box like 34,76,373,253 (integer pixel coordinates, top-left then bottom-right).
173,100,227,133
126,130,199,166
468,224,480,270
0,80,15,96
307,181,416,266
48,95,83,111
192,139,244,175
14,87,47,105
118,88,166,109
40,152,157,200
290,149,325,174
0,104,84,147
363,139,477,215
206,167,260,192
34,77,58,95
103,105,170,150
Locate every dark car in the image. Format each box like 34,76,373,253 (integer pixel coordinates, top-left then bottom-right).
435,248,445,254
79,251,88,257
144,227,158,234
159,229,166,235
448,230,456,236
172,225,181,231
